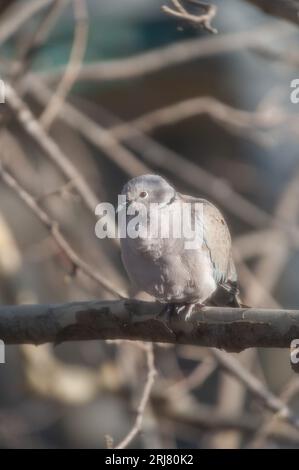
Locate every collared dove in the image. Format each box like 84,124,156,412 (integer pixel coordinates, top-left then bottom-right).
119,174,240,317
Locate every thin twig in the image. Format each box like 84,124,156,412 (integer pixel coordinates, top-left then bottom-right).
111,96,288,139
115,343,157,449
40,0,89,130
26,77,275,229
248,377,299,447
0,0,54,46
162,0,217,34
210,349,299,427
5,83,118,240
245,0,299,26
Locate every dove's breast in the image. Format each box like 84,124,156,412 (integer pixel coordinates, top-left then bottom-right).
121,237,217,303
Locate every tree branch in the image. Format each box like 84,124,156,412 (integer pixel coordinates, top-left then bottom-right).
0,300,299,351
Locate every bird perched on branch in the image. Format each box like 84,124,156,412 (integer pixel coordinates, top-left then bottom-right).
119,174,241,319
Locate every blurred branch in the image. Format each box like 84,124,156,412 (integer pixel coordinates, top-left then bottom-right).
245,0,299,26
0,164,126,298
115,343,157,449
210,349,299,435
0,0,54,46
211,349,291,416
34,23,288,83
40,0,89,130
27,77,150,176
162,0,217,34
5,83,99,215
0,300,299,350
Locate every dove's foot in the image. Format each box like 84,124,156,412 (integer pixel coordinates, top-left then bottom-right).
178,302,205,320
162,302,203,321
183,303,204,320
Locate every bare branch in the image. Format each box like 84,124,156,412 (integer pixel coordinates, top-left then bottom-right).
0,0,54,46
211,350,290,416
162,0,217,34
11,0,71,80
115,343,157,449
0,165,126,298
110,95,288,140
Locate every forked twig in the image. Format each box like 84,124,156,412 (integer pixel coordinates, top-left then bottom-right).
162,0,217,34
115,343,157,449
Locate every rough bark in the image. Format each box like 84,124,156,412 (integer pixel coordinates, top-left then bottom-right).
0,300,299,352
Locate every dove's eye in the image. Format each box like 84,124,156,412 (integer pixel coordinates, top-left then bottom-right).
139,191,148,199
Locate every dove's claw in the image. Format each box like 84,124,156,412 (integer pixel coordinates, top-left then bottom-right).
160,302,203,321
173,304,186,315
176,302,204,320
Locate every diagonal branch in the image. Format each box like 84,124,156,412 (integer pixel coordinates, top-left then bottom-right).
40,0,89,130
162,0,217,34
245,0,299,26
4,83,98,211
0,164,126,298
31,24,287,83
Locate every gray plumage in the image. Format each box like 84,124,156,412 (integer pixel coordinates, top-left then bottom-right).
119,174,239,310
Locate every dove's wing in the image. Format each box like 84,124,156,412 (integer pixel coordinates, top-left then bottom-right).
180,194,237,286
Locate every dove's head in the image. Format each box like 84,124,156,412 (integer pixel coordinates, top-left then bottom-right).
120,174,176,211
